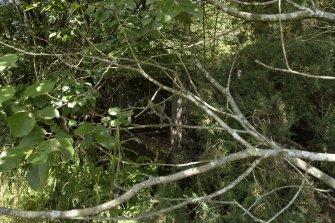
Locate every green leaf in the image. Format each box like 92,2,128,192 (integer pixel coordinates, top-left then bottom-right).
179,0,202,18
95,124,108,134
29,151,49,164
119,110,133,119
117,0,136,9
125,29,140,41
24,80,55,98
124,0,136,9
0,54,18,71
37,106,60,120
58,138,74,161
8,112,36,137
70,2,81,13
176,11,192,24
28,139,59,164
141,16,152,26
68,120,77,127
11,103,26,113
55,131,71,139
95,133,115,149
32,96,48,108
26,162,49,191
81,135,94,147
101,116,111,126
148,30,161,40
0,85,15,104
19,126,46,147
160,0,182,22
75,123,95,135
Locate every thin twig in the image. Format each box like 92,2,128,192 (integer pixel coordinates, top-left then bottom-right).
266,172,306,222
255,60,335,80
227,0,278,6
278,0,291,70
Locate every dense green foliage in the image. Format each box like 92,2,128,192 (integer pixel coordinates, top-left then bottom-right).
0,0,334,222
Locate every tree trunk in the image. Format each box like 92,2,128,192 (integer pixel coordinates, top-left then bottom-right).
170,92,185,151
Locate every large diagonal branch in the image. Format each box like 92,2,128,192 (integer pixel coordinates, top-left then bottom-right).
72,159,263,221
287,157,335,189
195,59,335,189
195,59,274,146
0,148,334,219
204,0,335,23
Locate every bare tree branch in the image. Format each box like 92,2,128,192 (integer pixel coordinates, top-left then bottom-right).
204,0,335,23
288,157,335,189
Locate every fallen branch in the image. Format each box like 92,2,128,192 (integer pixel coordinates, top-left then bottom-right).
287,157,335,189
255,60,335,80
0,148,334,219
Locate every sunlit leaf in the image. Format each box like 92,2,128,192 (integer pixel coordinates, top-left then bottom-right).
24,80,55,98
68,119,77,127
25,2,40,11
38,106,60,120
160,0,182,22
108,107,121,116
0,54,18,71
49,32,57,38
0,147,32,172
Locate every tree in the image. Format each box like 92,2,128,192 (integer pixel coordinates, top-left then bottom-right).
0,0,334,221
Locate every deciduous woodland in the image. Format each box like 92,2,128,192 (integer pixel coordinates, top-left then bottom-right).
0,0,335,222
